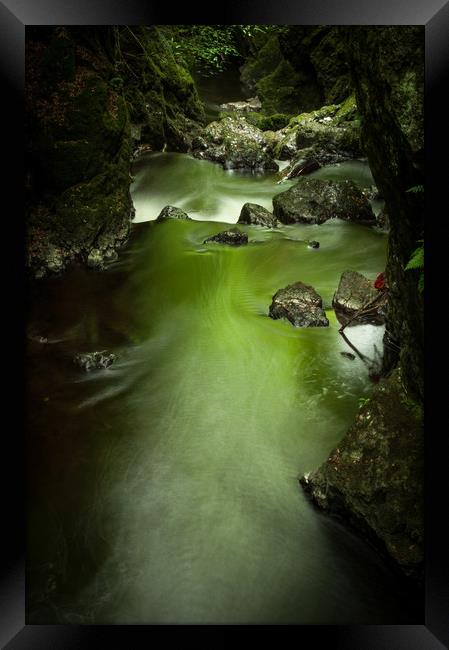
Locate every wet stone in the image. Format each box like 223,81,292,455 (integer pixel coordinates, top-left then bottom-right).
269,282,329,327
73,351,117,372
203,227,248,246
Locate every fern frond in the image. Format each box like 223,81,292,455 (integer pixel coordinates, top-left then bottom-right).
405,246,424,271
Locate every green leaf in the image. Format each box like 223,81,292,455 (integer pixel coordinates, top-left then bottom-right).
418,274,424,293
405,246,424,271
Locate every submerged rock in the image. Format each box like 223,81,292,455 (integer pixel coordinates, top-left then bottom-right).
332,270,385,326
156,205,191,221
300,368,424,582
237,203,278,228
203,227,248,246
269,282,329,327
192,116,278,171
73,351,116,372
307,240,320,249
273,178,376,225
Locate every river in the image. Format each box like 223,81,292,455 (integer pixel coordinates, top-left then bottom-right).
27,52,420,624
26,146,421,623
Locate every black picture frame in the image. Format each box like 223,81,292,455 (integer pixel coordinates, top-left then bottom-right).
1,0,447,647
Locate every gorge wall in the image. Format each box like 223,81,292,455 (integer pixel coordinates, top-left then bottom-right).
301,26,424,583
25,26,205,278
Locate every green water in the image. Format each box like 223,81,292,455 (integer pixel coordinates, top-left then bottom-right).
27,153,419,624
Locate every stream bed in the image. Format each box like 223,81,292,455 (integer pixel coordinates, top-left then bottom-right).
26,152,420,624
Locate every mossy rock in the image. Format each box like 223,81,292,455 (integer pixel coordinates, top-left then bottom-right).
273,178,375,225
192,116,278,171
245,112,291,132
301,368,424,581
333,94,359,124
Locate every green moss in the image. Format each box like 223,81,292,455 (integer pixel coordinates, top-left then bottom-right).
244,112,291,131
240,34,283,90
122,26,205,149
256,59,305,114
333,94,358,124
288,103,339,127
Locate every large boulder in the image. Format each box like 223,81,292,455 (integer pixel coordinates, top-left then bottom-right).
272,99,362,164
273,178,376,225
192,116,278,171
332,270,385,326
301,368,424,582
237,203,278,228
203,227,248,246
269,282,329,327
156,205,191,221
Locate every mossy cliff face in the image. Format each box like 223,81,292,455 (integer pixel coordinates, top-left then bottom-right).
346,26,424,400
26,27,132,277
118,26,205,152
301,27,424,582
26,26,205,277
240,27,351,116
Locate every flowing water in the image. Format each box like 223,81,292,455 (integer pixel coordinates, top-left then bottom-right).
26,152,420,624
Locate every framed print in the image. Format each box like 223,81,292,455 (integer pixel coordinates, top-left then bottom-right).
1,0,447,647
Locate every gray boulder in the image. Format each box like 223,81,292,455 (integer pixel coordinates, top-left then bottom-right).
332,270,385,326
238,203,278,228
269,282,329,327
156,205,191,221
203,227,248,246
273,178,376,225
